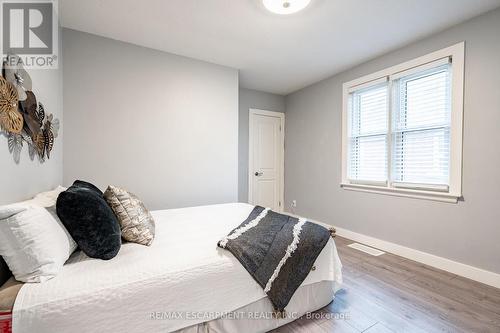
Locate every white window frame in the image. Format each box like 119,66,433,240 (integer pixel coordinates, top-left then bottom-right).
341,42,465,203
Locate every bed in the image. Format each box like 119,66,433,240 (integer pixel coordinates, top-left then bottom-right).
2,203,342,333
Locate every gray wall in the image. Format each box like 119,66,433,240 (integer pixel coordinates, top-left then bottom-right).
238,88,285,202
284,9,500,274
63,29,239,210
0,32,63,205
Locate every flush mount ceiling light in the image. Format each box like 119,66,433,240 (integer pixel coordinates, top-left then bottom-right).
263,0,312,15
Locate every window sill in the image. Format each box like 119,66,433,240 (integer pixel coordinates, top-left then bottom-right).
340,183,460,203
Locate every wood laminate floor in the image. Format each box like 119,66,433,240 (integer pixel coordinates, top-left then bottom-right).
273,236,500,333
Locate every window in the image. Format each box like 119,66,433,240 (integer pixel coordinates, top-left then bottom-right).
348,80,388,184
342,43,464,202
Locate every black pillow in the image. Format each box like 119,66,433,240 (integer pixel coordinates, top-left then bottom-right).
72,180,103,195
56,180,121,260
0,256,11,286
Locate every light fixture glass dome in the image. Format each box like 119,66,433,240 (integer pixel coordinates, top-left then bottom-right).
262,0,312,15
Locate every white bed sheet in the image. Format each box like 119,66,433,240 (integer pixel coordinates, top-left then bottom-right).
13,203,342,333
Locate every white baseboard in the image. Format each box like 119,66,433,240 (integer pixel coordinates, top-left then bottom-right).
287,212,500,289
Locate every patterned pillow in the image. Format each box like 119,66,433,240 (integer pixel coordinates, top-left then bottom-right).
103,186,155,246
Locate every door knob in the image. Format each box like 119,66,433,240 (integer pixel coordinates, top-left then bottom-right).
254,172,263,176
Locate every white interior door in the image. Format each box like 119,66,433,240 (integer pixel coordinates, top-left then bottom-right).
249,109,284,211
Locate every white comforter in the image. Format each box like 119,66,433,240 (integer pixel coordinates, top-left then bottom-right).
13,203,342,333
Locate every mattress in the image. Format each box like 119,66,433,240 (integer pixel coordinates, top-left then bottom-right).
13,203,342,333
176,280,336,333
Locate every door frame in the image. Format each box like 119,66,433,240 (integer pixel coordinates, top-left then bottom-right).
248,108,285,212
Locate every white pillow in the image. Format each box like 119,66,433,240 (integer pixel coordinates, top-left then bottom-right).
26,186,67,207
0,205,77,282
0,206,26,220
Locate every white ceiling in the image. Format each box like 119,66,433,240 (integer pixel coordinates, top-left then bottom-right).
60,0,500,95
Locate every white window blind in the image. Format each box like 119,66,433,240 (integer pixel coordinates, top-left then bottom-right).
348,82,388,183
392,62,452,188
342,43,464,202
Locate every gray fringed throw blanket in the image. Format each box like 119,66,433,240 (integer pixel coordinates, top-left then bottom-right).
217,206,333,314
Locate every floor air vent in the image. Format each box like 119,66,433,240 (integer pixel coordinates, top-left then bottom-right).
347,243,385,256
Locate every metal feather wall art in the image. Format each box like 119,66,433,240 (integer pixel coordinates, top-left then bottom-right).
1,54,60,164
0,76,22,134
